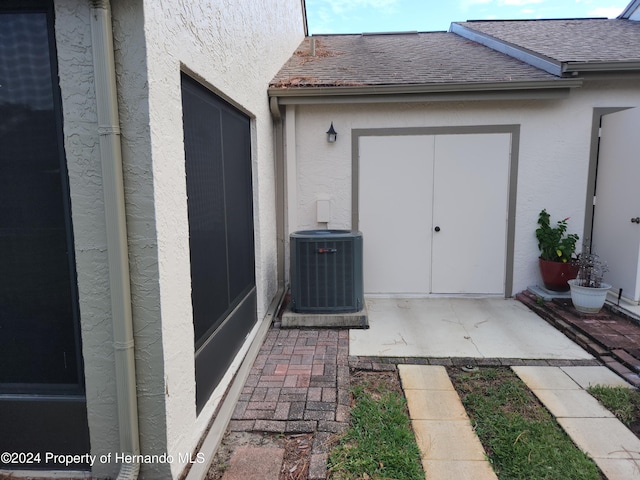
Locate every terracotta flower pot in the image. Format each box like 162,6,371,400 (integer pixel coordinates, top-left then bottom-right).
538,258,578,292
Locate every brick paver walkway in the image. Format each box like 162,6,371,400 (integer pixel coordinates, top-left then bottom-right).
227,328,350,479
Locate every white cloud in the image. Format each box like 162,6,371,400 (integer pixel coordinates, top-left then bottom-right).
458,0,494,14
460,0,543,7
307,0,400,33
460,0,494,7
588,6,624,18
324,0,399,15
459,0,544,13
502,0,544,5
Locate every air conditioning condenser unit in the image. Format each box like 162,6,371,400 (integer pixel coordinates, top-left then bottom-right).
290,230,363,313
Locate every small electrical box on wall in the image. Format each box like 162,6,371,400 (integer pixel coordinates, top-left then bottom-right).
316,199,331,223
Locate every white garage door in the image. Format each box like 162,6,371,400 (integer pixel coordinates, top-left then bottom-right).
359,133,511,295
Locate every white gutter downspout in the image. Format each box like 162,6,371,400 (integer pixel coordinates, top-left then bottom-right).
89,1,141,479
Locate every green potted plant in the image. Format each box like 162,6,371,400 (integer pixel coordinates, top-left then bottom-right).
535,209,579,291
568,246,611,313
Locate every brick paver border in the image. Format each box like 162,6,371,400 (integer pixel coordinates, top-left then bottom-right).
518,290,640,386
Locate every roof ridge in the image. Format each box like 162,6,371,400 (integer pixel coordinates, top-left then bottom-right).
460,17,608,23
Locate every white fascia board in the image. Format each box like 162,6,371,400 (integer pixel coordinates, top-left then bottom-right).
268,79,582,104
450,23,563,77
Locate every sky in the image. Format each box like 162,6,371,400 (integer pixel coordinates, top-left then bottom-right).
305,0,630,34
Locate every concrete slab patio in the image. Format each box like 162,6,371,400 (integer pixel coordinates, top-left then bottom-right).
350,297,594,359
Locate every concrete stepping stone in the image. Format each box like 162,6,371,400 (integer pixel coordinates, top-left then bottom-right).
595,458,640,480
512,365,581,390
514,365,640,480
221,446,284,480
561,366,634,389
533,388,615,418
557,417,640,460
398,365,498,480
423,460,499,480
399,363,456,390
405,390,468,420
413,419,487,460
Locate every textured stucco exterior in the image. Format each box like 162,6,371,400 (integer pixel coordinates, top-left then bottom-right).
54,0,304,478
54,1,121,474
283,79,640,297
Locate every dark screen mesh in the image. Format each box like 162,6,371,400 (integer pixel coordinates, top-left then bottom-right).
0,8,81,388
182,74,257,412
181,74,255,348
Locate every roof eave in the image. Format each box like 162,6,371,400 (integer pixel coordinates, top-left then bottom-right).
562,61,640,73
268,79,582,104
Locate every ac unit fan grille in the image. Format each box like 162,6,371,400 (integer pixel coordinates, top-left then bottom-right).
296,239,354,309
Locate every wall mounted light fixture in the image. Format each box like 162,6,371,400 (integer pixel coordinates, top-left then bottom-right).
326,122,337,143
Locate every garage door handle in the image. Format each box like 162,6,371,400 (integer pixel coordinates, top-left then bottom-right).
434,226,441,232
632,217,640,224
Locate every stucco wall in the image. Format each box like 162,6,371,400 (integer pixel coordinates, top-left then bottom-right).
123,0,304,477
56,0,304,478
55,1,121,478
287,79,640,297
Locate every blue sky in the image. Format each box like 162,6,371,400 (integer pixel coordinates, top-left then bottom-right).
305,0,629,34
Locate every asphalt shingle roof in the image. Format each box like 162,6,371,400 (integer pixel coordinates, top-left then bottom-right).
269,32,561,89
455,19,640,64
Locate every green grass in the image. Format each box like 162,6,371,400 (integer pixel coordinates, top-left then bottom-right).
328,377,424,480
449,367,601,480
588,384,640,426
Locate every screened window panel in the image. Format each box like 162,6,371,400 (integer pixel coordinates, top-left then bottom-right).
0,7,81,388
181,74,255,349
182,83,230,342
222,109,255,302
182,74,257,411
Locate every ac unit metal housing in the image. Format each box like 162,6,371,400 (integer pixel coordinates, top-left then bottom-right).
290,230,363,313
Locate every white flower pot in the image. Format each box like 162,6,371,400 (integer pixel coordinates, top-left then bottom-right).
567,279,612,314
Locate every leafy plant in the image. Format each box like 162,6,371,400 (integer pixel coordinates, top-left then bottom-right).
536,209,579,263
573,243,609,288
